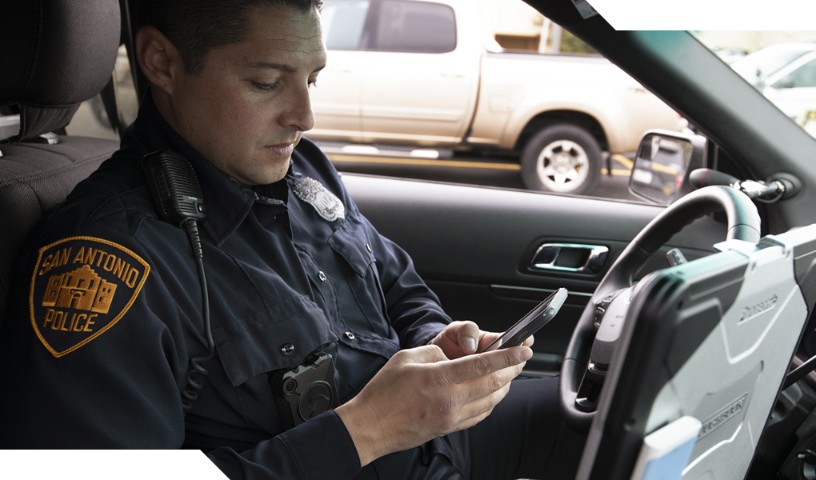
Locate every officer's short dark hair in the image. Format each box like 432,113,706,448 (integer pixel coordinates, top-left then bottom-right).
138,0,323,74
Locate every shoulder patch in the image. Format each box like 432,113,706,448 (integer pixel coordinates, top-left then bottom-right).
29,236,150,358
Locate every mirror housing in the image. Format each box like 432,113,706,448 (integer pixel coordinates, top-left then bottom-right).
628,129,707,205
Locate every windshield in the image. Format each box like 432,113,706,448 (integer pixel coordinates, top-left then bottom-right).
695,32,816,133
729,42,816,85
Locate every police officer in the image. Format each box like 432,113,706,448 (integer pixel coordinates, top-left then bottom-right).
0,0,583,478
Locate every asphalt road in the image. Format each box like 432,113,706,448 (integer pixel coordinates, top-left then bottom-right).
326,150,640,202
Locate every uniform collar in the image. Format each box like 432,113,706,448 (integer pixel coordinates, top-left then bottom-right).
125,93,293,245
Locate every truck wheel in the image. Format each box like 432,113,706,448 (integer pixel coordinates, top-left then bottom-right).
521,125,602,194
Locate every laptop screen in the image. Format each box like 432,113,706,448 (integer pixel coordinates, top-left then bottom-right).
576,224,816,479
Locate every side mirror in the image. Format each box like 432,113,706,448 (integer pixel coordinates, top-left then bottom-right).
628,129,707,205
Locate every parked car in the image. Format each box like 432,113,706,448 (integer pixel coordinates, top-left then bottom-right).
760,53,816,127
3,0,816,478
732,42,816,88
732,42,816,126
309,0,682,194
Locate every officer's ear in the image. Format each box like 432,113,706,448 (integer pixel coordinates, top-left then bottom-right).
136,25,184,95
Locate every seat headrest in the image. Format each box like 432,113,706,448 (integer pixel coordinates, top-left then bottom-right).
0,0,121,141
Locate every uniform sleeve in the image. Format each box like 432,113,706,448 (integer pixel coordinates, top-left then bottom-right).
207,411,360,479
366,217,452,348
0,233,189,449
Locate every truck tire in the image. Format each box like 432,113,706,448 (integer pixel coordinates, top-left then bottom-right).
520,125,602,194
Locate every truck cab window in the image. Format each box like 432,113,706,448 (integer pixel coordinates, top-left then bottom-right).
371,0,456,53
322,0,370,51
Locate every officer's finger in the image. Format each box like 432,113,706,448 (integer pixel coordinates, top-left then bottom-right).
398,344,449,365
456,321,481,354
441,346,532,386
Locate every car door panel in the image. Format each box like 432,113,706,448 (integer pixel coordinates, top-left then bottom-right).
342,173,726,371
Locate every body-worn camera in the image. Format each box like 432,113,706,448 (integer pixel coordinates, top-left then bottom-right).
272,351,339,429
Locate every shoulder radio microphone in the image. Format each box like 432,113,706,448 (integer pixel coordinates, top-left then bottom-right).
142,150,213,412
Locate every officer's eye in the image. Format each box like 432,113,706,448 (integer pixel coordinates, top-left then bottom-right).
252,81,279,92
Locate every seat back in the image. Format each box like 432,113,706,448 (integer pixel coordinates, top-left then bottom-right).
0,0,122,314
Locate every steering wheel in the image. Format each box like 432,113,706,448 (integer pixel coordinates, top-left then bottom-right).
558,185,762,431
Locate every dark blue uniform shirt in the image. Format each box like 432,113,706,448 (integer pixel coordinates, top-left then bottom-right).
0,95,458,479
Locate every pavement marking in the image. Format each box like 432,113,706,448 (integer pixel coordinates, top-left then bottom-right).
612,154,634,170
328,154,522,171
329,152,636,176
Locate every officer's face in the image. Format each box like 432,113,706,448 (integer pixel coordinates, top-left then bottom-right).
162,5,326,185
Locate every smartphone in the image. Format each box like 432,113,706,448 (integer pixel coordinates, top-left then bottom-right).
482,288,568,352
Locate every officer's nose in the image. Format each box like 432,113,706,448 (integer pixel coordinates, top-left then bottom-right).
281,84,315,133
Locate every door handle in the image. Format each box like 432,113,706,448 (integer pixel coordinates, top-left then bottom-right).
530,243,609,274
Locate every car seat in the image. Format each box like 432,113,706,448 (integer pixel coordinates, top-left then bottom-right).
0,0,122,315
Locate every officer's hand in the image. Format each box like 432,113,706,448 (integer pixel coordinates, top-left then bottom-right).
430,320,535,359
335,343,531,467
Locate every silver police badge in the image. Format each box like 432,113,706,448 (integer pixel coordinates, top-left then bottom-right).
292,176,345,222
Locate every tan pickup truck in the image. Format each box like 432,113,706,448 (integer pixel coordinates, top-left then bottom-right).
310,0,682,194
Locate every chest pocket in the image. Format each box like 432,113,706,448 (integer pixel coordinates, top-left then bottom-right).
328,215,390,336
213,294,339,387
202,294,339,435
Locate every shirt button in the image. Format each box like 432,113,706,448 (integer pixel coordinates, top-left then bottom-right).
344,331,355,340
366,243,372,253
281,343,295,356
318,271,327,282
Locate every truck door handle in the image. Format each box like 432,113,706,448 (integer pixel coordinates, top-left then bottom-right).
529,243,609,274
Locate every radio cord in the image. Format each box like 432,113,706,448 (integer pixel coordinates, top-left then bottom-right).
180,218,215,412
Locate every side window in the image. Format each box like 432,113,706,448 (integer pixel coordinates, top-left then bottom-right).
322,0,370,50
370,0,456,53
312,0,677,201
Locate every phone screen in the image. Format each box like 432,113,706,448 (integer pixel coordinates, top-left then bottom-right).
482,288,568,351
